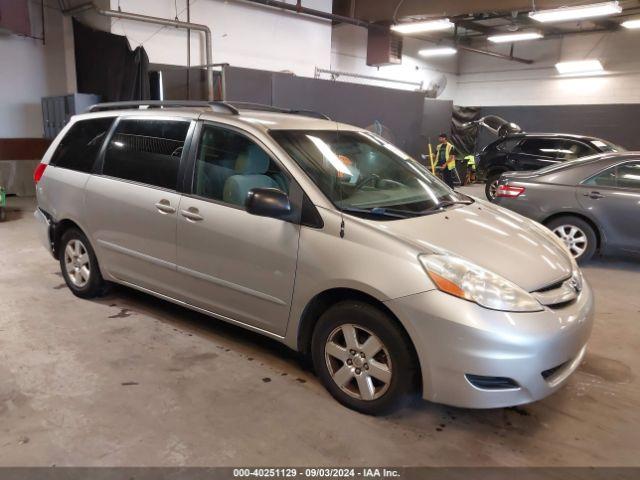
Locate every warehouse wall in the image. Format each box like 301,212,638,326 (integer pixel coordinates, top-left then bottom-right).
455,29,640,106
477,104,640,151
223,66,452,159
0,0,68,138
108,0,332,77
330,24,457,100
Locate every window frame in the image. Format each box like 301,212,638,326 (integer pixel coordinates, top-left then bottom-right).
580,159,640,191
181,120,304,216
94,115,196,193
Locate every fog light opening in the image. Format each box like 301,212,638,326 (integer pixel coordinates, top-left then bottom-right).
465,374,520,390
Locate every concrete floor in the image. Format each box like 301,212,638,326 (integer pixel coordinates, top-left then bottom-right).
1,194,639,467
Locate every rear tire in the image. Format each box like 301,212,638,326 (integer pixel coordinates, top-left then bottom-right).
311,300,418,415
59,228,108,298
485,172,503,201
546,216,597,264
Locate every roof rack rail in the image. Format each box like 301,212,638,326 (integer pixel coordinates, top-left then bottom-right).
86,100,239,115
228,102,331,120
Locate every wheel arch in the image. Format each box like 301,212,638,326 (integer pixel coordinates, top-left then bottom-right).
51,218,89,260
296,288,421,381
542,211,604,252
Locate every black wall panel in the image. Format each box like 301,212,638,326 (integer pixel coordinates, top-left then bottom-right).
225,66,273,104
272,74,429,157
223,66,453,159
478,104,640,151
422,99,454,150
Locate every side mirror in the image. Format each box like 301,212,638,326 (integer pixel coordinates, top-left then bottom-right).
246,188,292,220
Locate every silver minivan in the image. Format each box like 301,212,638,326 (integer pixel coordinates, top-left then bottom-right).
35,101,594,415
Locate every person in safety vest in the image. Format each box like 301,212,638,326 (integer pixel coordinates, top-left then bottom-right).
435,133,457,189
464,153,476,184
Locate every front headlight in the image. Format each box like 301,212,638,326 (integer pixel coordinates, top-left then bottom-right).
419,253,543,312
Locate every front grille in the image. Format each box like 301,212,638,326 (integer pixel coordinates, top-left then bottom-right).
541,361,570,380
532,275,578,308
535,278,566,293
465,374,519,390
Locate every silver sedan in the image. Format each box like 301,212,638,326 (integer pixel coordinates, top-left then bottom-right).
494,153,640,262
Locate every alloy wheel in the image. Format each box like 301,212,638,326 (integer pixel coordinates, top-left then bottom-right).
553,224,588,259
64,239,91,288
488,179,499,199
324,324,392,401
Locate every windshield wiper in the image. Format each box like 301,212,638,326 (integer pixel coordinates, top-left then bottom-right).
340,206,423,219
435,199,474,209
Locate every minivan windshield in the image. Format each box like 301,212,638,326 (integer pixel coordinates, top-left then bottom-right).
270,129,470,219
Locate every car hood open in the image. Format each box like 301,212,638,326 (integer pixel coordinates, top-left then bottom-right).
375,201,572,292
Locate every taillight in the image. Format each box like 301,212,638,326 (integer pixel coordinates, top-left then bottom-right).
33,163,47,184
496,184,525,198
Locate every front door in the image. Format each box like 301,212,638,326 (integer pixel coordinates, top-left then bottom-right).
86,117,192,296
175,123,300,336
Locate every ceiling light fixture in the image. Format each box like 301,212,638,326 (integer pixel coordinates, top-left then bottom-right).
622,19,640,28
391,19,454,34
529,1,622,23
488,31,544,43
555,59,604,74
418,46,457,57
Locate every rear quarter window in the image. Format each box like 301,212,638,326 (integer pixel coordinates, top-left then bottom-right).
50,117,114,173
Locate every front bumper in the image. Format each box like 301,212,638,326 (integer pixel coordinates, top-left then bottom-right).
385,281,594,408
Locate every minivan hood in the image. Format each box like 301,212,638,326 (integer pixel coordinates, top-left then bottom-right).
374,201,572,292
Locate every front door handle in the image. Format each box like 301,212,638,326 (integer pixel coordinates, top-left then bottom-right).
181,208,203,222
155,200,176,214
584,191,605,199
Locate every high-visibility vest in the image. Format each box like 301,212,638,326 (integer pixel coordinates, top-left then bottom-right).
465,154,476,170
436,143,456,171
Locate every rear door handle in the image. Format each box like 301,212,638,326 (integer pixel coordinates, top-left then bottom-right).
181,208,203,222
584,191,605,199
155,200,176,214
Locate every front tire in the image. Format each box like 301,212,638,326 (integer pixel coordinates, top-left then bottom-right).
546,216,597,263
59,228,107,298
311,301,418,415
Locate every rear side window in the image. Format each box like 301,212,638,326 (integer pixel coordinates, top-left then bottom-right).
518,138,561,157
583,161,640,189
617,162,640,189
583,166,617,187
103,119,190,190
554,140,593,160
50,118,114,173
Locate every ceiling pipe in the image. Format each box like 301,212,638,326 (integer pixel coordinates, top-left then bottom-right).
233,0,375,29
458,44,533,64
63,2,215,101
233,0,532,64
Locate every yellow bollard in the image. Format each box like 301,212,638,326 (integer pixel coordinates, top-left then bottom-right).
428,143,435,174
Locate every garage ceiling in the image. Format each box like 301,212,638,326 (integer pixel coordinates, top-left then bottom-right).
334,0,640,39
